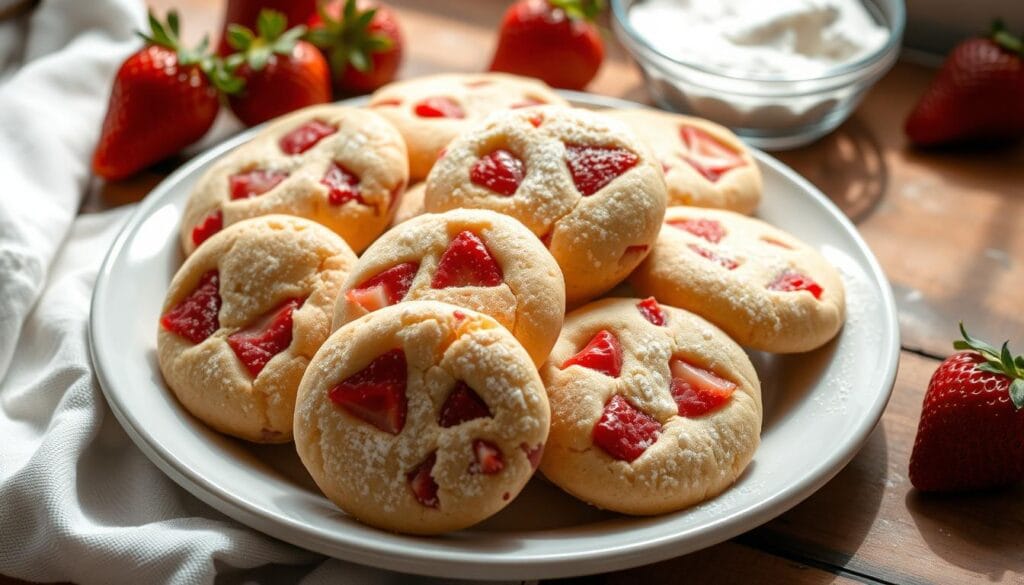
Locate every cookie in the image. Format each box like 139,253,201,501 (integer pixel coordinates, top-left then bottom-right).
181,104,408,256
294,301,550,534
368,73,568,180
630,207,846,353
608,110,762,214
389,182,426,228
424,105,667,305
539,297,762,515
157,215,358,443
333,209,564,366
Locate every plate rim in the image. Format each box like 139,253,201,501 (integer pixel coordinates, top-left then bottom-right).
89,91,900,580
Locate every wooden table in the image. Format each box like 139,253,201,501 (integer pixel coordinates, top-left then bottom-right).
12,1,1024,584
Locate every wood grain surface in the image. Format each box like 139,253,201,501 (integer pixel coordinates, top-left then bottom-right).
9,0,1022,584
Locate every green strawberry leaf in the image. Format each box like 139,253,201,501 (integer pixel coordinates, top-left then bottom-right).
1010,379,1024,410
257,9,287,41
976,362,1007,375
227,24,255,51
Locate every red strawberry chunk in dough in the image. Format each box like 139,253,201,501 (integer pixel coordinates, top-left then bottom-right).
407,452,440,508
414,96,465,119
565,144,639,196
470,440,505,475
346,262,419,312
561,330,623,378
229,169,288,200
470,149,526,196
668,218,726,243
439,382,492,427
520,442,544,469
431,231,504,288
636,297,666,326
768,270,823,299
670,358,736,417
679,126,745,182
191,210,223,247
328,348,408,434
688,244,740,270
321,162,365,206
227,298,304,377
592,395,661,462
279,119,337,155
160,270,221,344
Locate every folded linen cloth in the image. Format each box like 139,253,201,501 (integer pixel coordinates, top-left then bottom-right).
0,2,516,583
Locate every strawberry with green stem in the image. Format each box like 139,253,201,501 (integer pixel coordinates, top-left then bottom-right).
489,0,606,90
93,10,239,180
224,10,332,126
909,324,1024,492
905,20,1024,146
305,0,403,95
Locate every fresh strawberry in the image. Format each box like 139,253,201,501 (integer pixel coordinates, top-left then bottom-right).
564,144,638,196
306,0,403,95
217,0,317,55
592,395,661,462
328,348,408,434
224,10,331,127
93,11,233,180
561,330,622,378
909,325,1024,492
489,0,605,90
439,382,492,427
905,21,1024,146
431,231,504,289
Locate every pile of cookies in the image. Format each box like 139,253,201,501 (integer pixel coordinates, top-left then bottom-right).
157,73,846,535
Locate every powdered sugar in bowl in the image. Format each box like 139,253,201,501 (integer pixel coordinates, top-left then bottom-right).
612,0,905,149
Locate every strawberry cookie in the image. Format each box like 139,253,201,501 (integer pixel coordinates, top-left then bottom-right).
540,297,762,515
333,209,564,366
158,215,358,443
294,301,550,534
424,106,667,305
181,104,408,256
388,182,426,228
630,207,845,353
609,110,762,214
368,73,568,180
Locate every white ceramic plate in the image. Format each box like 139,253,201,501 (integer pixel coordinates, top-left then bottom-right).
90,93,899,581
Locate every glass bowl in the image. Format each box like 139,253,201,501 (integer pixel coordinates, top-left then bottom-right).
610,0,906,150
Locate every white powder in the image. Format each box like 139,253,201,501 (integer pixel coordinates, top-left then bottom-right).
630,0,889,79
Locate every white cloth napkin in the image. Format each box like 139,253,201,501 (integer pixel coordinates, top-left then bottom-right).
0,2,516,584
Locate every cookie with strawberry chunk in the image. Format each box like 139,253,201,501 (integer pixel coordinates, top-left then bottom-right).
424,105,667,305
389,182,426,228
608,110,762,214
368,73,568,180
294,301,550,534
333,209,564,366
158,215,358,443
630,207,845,353
540,297,762,515
181,104,408,256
